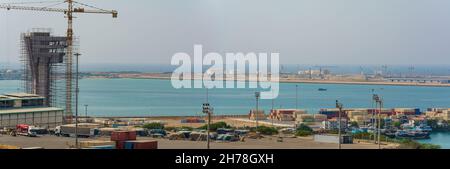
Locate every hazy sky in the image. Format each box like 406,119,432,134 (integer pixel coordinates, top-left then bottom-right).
1,0,450,65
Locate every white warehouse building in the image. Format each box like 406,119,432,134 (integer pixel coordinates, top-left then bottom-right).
0,93,64,128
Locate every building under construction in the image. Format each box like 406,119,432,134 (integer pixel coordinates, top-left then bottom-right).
1,1,117,125
21,29,77,121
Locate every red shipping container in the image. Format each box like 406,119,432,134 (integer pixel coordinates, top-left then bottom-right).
111,131,137,141
116,141,125,149
126,140,158,149
127,131,137,140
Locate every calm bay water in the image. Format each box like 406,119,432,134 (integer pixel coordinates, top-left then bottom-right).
1,79,450,148
1,79,450,116
418,132,450,148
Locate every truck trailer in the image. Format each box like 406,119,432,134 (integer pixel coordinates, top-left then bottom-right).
55,123,100,138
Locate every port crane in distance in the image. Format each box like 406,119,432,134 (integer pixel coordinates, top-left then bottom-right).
0,0,118,120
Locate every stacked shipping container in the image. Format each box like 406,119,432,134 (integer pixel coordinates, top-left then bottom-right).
111,131,137,149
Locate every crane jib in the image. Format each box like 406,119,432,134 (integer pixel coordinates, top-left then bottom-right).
0,5,117,17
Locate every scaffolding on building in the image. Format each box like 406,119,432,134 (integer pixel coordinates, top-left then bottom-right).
20,28,77,122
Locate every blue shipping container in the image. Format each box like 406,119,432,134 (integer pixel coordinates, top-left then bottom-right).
124,141,135,149
89,145,115,149
414,108,421,115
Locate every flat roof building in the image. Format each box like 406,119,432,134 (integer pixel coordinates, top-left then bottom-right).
0,93,63,128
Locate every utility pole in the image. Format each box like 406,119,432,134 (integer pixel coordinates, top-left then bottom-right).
377,98,383,149
336,100,343,149
74,52,81,149
271,91,274,127
373,94,383,149
255,92,260,132
372,94,378,143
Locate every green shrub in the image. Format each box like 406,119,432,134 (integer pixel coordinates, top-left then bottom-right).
393,121,401,128
350,121,359,128
142,122,164,129
256,126,278,135
297,123,313,132
179,126,194,131
419,143,441,149
164,126,176,132
398,139,441,149
352,132,373,139
327,130,339,134
296,123,314,137
198,121,231,131
296,130,313,137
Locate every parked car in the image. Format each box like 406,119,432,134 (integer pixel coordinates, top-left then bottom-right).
148,129,167,137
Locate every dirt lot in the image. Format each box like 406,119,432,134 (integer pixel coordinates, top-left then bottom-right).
141,117,293,128
0,134,397,149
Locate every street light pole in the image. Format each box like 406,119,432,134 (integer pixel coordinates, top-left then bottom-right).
372,94,378,144
202,103,211,149
336,100,343,149
377,99,383,149
373,94,383,148
74,52,81,149
255,92,260,132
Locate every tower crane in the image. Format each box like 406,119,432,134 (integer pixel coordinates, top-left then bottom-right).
0,0,118,120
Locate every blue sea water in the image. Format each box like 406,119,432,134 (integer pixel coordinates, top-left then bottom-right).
1,79,450,116
1,78,450,148
418,132,450,149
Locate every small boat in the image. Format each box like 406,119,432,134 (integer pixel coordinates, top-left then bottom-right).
385,132,396,138
415,125,433,132
395,130,430,139
395,130,409,138
318,88,327,91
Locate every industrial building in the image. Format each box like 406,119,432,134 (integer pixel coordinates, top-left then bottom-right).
0,93,64,128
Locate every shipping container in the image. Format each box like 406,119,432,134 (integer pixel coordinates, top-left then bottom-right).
124,140,158,149
116,141,125,149
0,144,20,149
111,131,137,141
86,145,115,149
99,128,121,136
414,108,421,115
112,123,127,128
79,140,115,148
314,134,353,144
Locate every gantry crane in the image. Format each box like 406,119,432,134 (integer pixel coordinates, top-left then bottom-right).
0,0,118,120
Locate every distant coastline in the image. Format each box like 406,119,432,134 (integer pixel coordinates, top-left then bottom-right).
82,73,450,87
